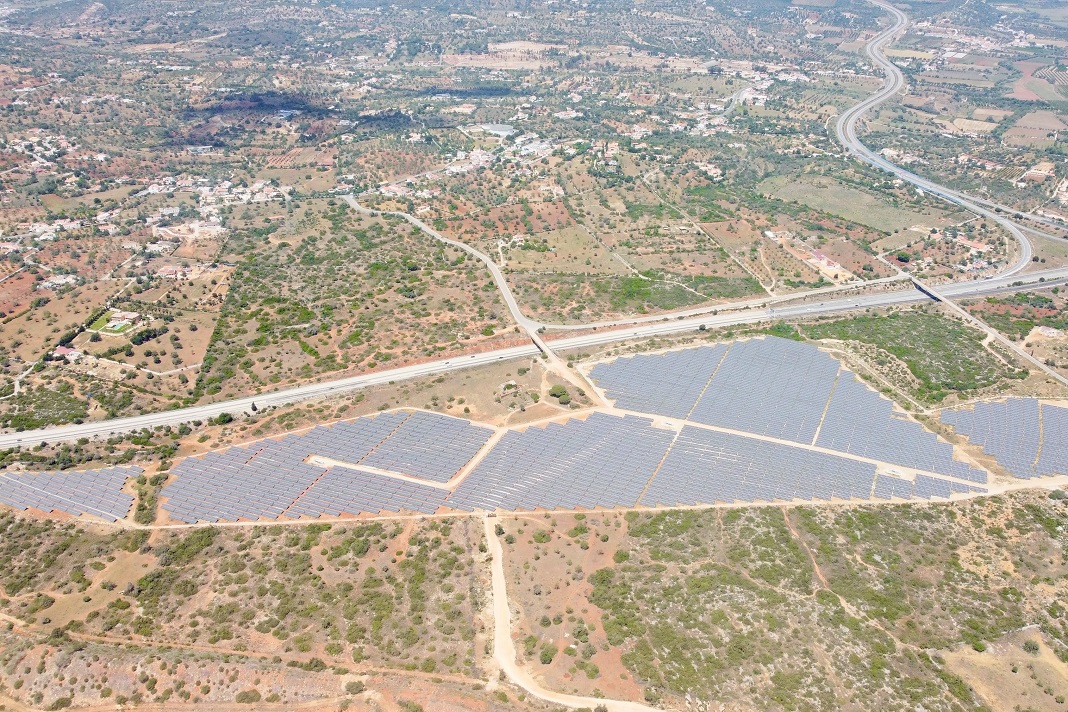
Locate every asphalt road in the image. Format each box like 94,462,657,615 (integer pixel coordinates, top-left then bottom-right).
2,268,1065,449
548,268,1068,350
835,0,1035,275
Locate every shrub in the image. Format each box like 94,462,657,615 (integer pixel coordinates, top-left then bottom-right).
235,689,261,704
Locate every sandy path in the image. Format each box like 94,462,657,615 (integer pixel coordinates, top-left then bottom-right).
482,515,662,712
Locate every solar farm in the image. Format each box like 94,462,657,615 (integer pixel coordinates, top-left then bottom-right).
161,410,490,523
0,337,1063,524
0,466,139,521
940,398,1068,479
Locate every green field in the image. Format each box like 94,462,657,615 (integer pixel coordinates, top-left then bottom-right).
804,310,1021,402
88,312,111,330
759,175,956,233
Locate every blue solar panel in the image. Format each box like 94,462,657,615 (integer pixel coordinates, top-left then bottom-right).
0,466,139,521
941,399,1061,479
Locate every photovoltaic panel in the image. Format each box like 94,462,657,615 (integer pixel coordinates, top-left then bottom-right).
818,376,985,482
360,410,493,482
688,337,841,443
162,410,494,522
941,399,1047,479
1036,403,1068,476
0,466,138,521
642,426,879,507
447,412,674,512
306,411,410,464
873,474,914,500
163,442,326,522
287,465,449,517
588,343,729,418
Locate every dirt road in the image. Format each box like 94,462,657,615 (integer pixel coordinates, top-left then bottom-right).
482,515,663,712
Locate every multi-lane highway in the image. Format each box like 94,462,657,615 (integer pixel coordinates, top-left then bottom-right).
835,0,1037,275
2,267,1066,449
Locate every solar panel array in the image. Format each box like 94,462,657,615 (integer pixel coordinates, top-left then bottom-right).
642,427,878,506
0,466,138,521
941,399,1066,478
362,410,493,482
689,337,841,444
448,413,988,512
303,411,410,464
447,412,675,511
817,376,985,483
588,344,729,419
162,410,494,523
872,473,985,501
591,337,985,483
287,466,447,517
163,443,325,523
872,474,914,500
1037,404,1068,476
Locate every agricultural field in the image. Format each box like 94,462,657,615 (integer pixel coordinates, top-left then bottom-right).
759,175,964,235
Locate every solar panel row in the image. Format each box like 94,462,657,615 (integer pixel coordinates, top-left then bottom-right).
449,414,983,513
644,426,878,506
161,410,494,523
304,411,410,464
288,466,447,517
588,343,729,419
941,399,1066,479
361,410,492,482
817,376,985,483
590,336,985,483
448,412,674,511
1037,404,1068,476
689,337,841,444
0,466,139,521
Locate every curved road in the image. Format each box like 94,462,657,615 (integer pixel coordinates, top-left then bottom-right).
835,0,1034,275
483,516,659,712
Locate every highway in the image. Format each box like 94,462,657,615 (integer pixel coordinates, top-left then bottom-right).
2,267,1066,450
549,268,1068,350
835,0,1036,275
